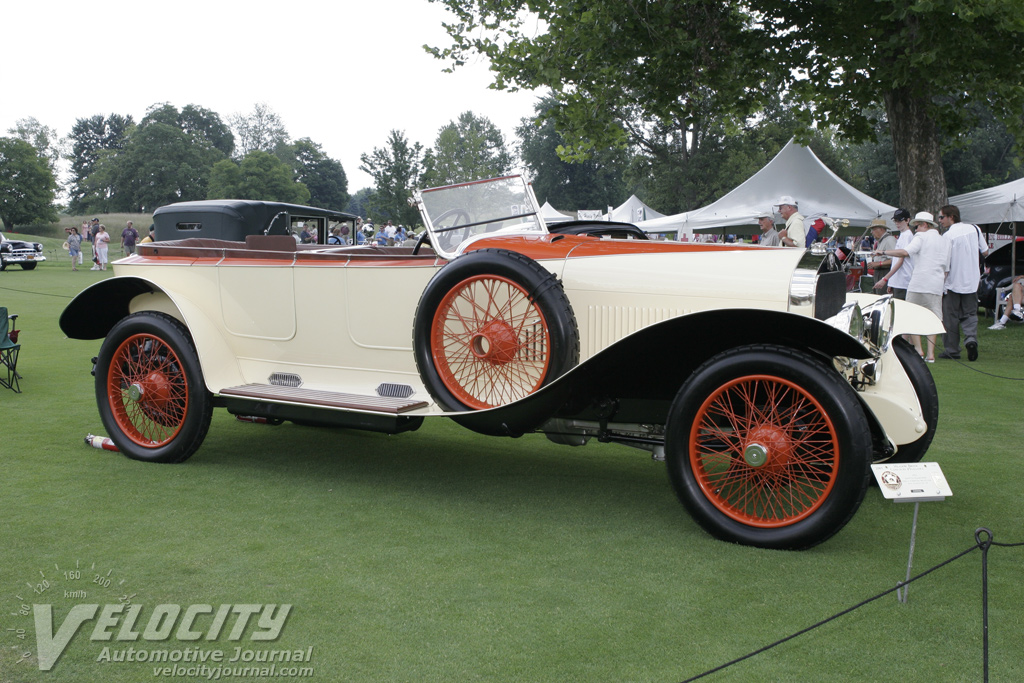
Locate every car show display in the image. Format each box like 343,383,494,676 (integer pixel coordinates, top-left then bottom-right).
60,175,945,549
0,232,46,270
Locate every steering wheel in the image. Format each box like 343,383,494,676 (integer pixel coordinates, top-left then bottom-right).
434,208,471,226
430,208,473,252
412,231,432,255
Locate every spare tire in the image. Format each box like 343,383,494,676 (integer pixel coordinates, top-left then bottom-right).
413,248,579,411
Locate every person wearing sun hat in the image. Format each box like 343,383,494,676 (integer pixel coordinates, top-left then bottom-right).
874,208,914,298
865,218,896,283
774,196,805,248
756,210,781,246
877,211,950,361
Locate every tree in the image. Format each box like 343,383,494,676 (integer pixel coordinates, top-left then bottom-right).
288,138,350,211
359,130,424,226
207,151,311,205
76,104,230,213
346,187,373,218
7,117,63,172
422,111,514,187
229,103,289,159
0,137,58,231
517,97,630,211
429,0,1024,211
66,113,134,213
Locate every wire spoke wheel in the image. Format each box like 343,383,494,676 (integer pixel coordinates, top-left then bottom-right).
414,249,579,419
432,274,551,409
108,333,189,447
690,375,839,527
96,312,212,463
666,345,871,549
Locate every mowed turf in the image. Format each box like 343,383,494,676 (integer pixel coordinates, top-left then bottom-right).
1,252,1022,682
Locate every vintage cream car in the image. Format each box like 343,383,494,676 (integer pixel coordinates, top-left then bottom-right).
60,176,942,549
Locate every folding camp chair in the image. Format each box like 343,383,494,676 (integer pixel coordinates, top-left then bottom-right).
0,307,21,393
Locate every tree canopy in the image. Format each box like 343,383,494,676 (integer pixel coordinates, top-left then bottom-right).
359,130,424,226
207,151,311,205
289,138,350,211
66,113,133,213
428,0,1024,210
0,137,58,231
422,111,513,187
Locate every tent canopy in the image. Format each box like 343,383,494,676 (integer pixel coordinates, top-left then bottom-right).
605,195,664,224
637,140,896,234
539,201,574,224
949,176,1024,228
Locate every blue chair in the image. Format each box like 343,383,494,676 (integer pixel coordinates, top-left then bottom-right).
0,307,21,393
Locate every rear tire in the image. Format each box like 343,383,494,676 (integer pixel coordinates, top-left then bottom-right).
665,345,872,549
95,312,212,463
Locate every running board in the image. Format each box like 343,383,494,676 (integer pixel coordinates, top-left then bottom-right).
219,384,429,414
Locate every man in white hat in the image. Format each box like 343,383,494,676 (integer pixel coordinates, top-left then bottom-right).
877,211,950,362
775,196,805,248
757,211,780,246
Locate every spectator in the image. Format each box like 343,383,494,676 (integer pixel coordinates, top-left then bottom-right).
875,208,914,298
328,226,344,245
121,220,139,255
938,204,988,361
139,225,155,244
775,196,805,248
757,211,781,246
66,227,83,271
989,275,1024,329
93,225,111,271
865,218,896,285
878,211,950,362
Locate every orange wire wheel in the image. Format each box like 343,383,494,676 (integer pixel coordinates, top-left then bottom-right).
107,333,189,447
688,374,839,527
431,274,552,409
665,345,871,550
96,312,212,463
414,249,579,415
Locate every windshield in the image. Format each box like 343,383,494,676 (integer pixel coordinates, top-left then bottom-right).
413,176,547,258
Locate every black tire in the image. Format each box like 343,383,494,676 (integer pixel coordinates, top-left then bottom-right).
95,312,213,463
20,262,37,271
413,248,579,411
878,337,939,463
665,344,872,550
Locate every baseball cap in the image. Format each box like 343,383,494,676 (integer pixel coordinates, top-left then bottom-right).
892,208,911,222
774,196,798,208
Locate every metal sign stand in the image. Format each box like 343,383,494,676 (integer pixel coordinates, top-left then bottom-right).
870,462,953,604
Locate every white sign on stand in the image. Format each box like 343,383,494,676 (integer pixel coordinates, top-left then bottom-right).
871,461,952,502
870,462,952,603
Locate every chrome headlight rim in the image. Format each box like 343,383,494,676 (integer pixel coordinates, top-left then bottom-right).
859,295,896,355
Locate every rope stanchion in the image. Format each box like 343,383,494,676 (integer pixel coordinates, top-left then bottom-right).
680,527,1022,683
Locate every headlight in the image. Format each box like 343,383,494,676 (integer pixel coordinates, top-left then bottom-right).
35,243,43,252
826,301,865,343
859,295,895,354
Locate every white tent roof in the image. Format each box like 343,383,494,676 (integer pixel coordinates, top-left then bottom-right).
949,176,1024,226
540,201,574,224
605,195,664,224
637,140,896,233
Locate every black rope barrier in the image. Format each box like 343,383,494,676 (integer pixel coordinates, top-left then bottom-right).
939,354,1024,381
681,528,1023,683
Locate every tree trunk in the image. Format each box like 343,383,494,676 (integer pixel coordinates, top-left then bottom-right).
885,87,947,213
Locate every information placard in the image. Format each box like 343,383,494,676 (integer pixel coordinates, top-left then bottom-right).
870,462,952,502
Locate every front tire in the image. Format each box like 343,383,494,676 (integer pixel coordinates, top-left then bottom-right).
413,249,579,411
665,345,872,549
880,337,939,463
95,312,212,463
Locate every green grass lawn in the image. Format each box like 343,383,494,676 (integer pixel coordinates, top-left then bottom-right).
1,259,1022,682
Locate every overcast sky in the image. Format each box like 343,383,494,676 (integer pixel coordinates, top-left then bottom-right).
2,0,542,192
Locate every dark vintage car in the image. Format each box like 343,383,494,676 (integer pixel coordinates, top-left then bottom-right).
0,232,46,270
153,200,360,245
979,237,1024,312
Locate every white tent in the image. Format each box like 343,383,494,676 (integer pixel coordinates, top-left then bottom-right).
604,195,665,224
540,201,574,224
637,140,896,233
949,176,1024,227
